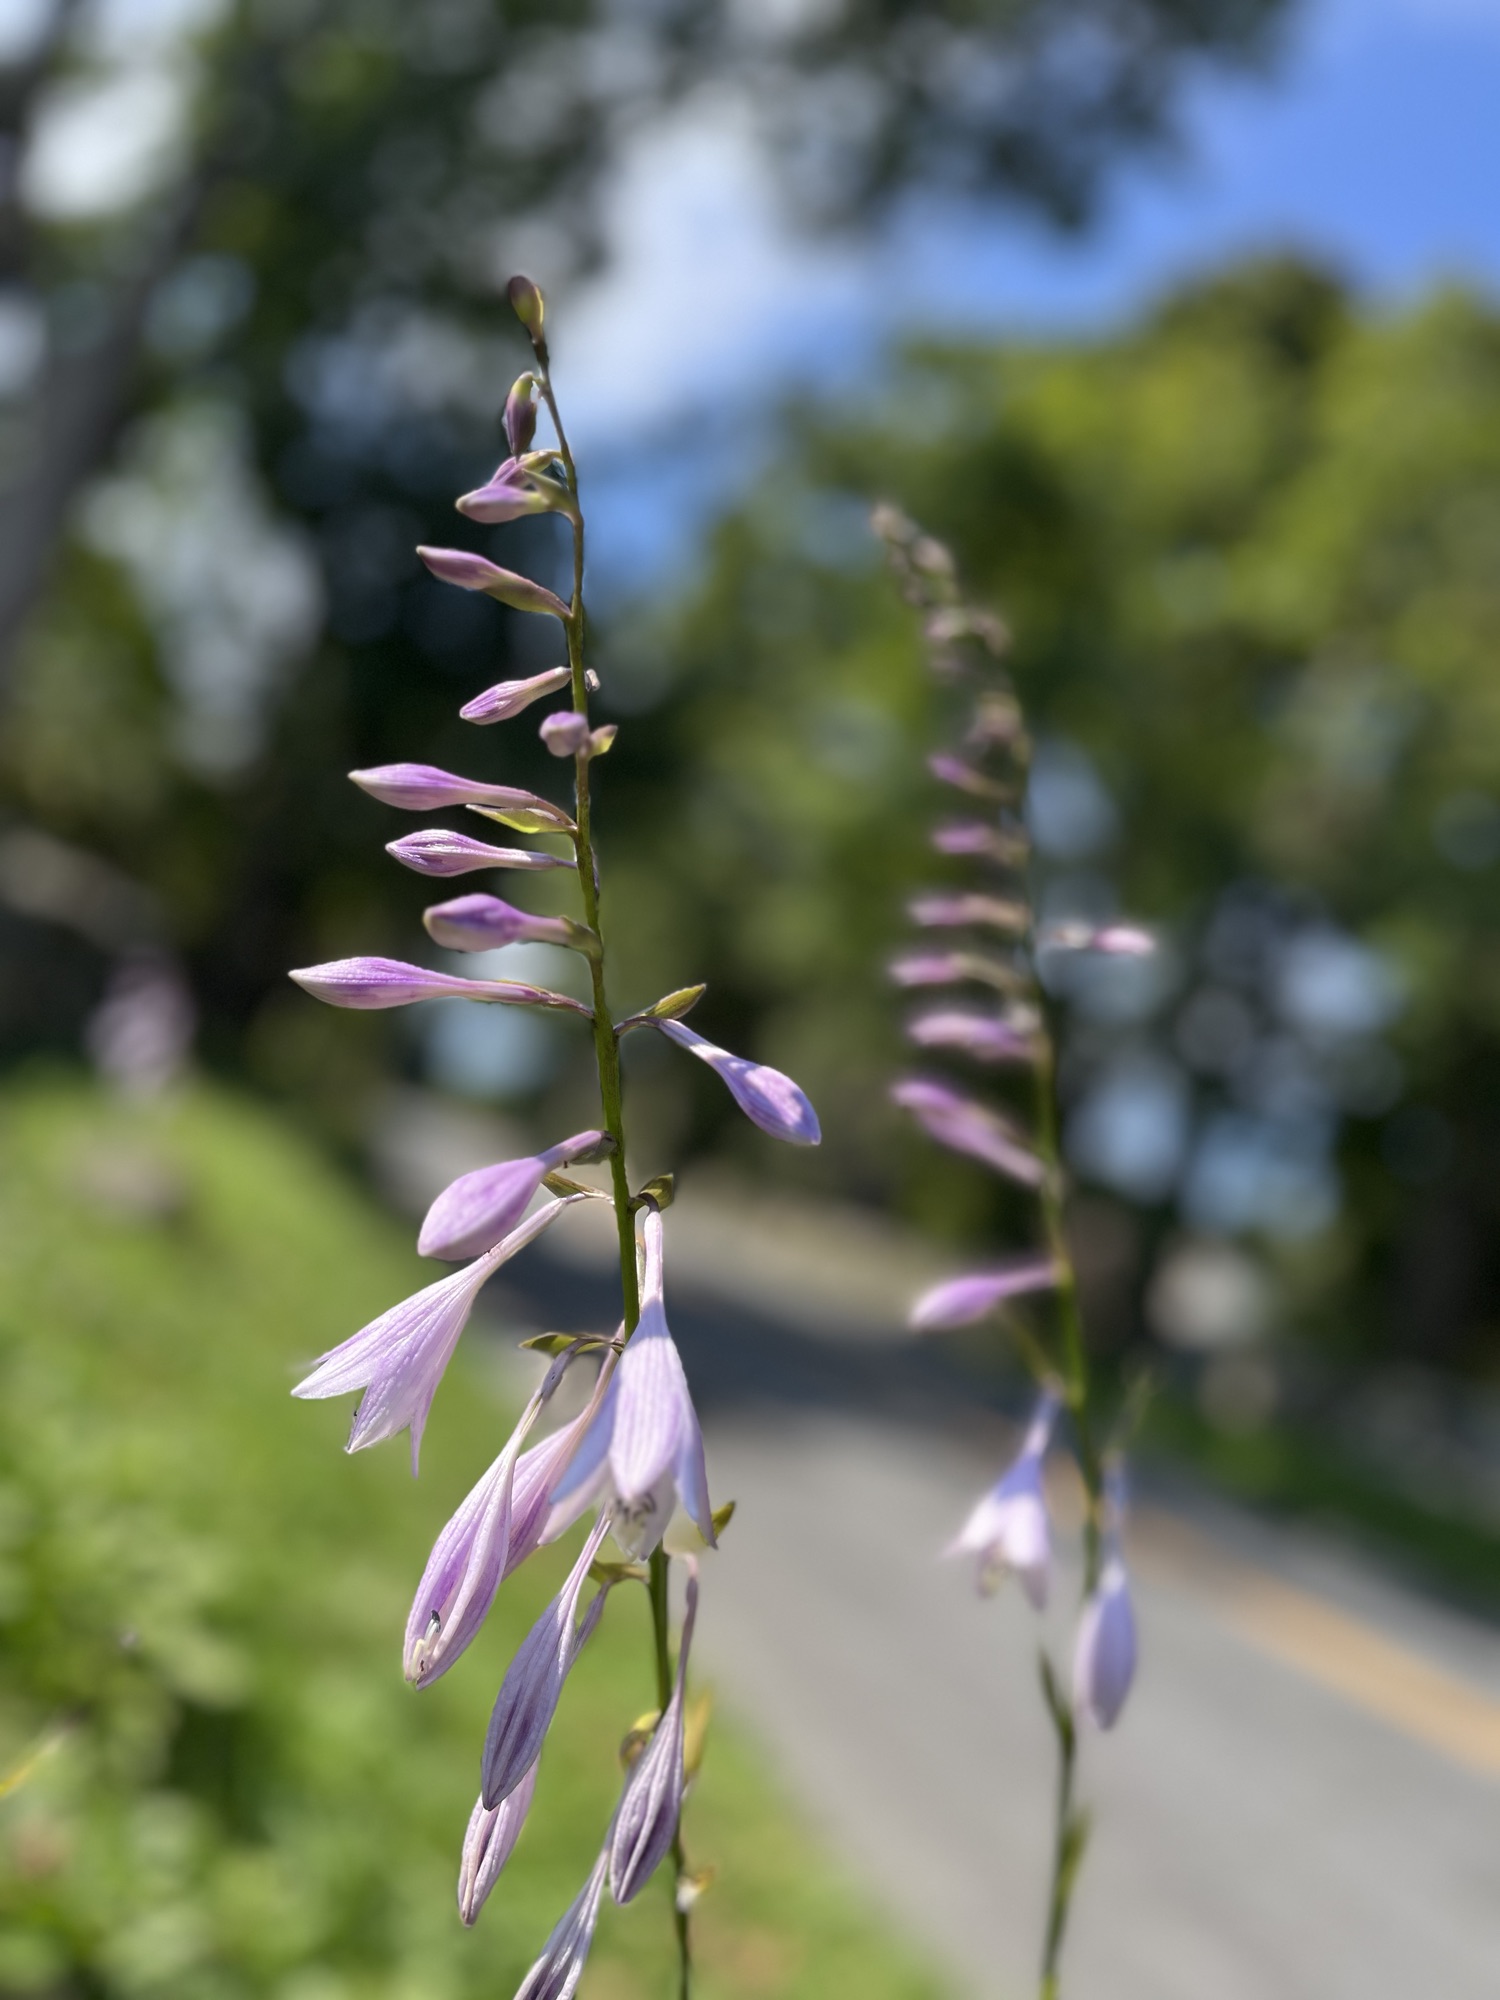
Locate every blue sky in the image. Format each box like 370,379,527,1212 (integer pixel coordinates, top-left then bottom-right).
560,0,1500,582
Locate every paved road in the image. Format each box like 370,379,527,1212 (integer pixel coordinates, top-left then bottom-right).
376,1099,1500,1999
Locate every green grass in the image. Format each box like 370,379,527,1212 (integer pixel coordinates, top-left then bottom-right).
0,1075,945,2000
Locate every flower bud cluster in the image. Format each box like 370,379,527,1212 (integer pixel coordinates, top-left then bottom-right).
876,505,1144,1977
286,277,820,1992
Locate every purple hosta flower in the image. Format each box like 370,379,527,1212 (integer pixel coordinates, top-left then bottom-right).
1074,1466,1137,1729
417,546,569,620
419,1129,606,1260
911,1257,1059,1331
544,1212,714,1558
460,665,571,725
929,752,1004,800
458,1763,537,1926
908,892,1027,933
905,1005,1041,1064
892,1078,1046,1187
422,893,579,956
540,710,593,758
948,1390,1062,1606
653,1018,820,1146
292,1197,581,1473
289,956,590,1016
482,1511,614,1808
889,949,1022,995
387,829,571,877
513,1847,610,2000
351,763,574,829
609,1570,698,1903
932,819,1029,866
405,1348,618,1685
610,1212,714,1554
1041,922,1154,956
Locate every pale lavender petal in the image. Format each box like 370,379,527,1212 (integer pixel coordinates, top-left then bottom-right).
609,1572,697,1904
513,1848,610,2000
405,1348,616,1684
461,666,571,724
908,893,1026,932
608,1214,714,1553
654,1018,820,1146
889,949,1022,994
929,753,1004,799
947,1391,1061,1606
1073,1555,1137,1728
386,829,571,877
905,1006,1040,1064
539,711,592,758
892,1078,1045,1186
1041,922,1155,956
932,820,1029,865
422,894,575,954
293,1198,579,1473
351,763,569,820
910,1259,1058,1330
290,955,590,1017
481,1514,611,1808
417,546,569,619
457,1763,537,1925
419,1132,604,1261
541,1369,619,1541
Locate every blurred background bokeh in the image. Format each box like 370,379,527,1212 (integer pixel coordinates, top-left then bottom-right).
2,1,1498,1996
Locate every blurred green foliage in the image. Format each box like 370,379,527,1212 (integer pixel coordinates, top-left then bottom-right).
606,261,1500,1369
0,1076,944,2000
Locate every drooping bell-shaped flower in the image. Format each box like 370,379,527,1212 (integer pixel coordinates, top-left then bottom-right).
653,1018,820,1146
1074,1466,1137,1729
457,1763,537,1926
292,1197,581,1473
892,1078,1045,1186
611,1211,715,1554
405,1348,618,1686
289,956,590,1016
419,1130,606,1260
512,1847,610,2000
543,1214,714,1558
422,893,582,956
481,1511,614,1809
387,829,571,877
460,665,571,725
889,949,1022,995
947,1390,1061,1607
608,1570,698,1904
417,546,569,619
351,763,573,826
911,1257,1058,1331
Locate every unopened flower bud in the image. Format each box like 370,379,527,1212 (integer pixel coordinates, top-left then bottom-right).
504,374,540,457
417,547,568,620
540,710,593,758
458,1766,536,1925
460,666,572,726
508,274,545,339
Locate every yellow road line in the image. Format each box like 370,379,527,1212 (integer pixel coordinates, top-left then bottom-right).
1135,1506,1500,1781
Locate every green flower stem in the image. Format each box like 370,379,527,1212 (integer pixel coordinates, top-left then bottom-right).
536,354,691,2000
